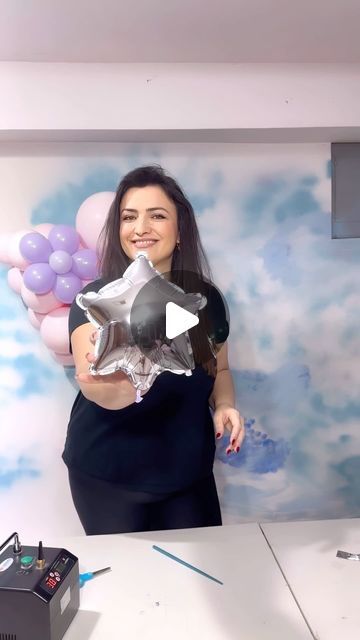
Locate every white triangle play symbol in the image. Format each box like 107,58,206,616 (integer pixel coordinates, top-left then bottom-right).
165,302,199,339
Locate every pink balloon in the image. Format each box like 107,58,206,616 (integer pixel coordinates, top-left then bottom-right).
51,352,74,367
76,192,115,252
28,308,46,330
8,230,32,269
40,307,70,354
21,282,63,314
0,233,12,264
34,223,54,238
7,267,23,294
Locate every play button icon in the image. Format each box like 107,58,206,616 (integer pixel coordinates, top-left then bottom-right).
165,302,199,339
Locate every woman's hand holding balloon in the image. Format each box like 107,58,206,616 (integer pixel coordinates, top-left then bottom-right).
76,330,140,387
72,324,146,409
75,353,131,386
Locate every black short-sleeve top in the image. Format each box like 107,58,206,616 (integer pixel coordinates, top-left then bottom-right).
62,278,229,493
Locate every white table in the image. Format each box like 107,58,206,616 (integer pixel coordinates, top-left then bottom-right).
262,518,360,640
48,523,313,640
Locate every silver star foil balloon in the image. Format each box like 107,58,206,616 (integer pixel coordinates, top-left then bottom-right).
76,252,207,401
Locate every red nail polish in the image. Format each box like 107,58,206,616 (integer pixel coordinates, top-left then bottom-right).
236,446,240,453
231,439,235,446
216,432,221,439
226,449,231,455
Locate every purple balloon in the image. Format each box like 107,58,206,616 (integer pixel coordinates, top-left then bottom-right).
23,263,56,294
48,225,80,254
71,249,98,280
19,232,52,263
49,250,73,274
54,273,82,304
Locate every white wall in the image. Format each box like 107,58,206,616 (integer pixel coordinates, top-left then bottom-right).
1,63,360,141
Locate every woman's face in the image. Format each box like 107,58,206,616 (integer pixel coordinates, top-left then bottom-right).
119,185,179,274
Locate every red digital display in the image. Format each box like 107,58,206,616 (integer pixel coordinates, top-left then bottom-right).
40,554,74,596
45,577,57,589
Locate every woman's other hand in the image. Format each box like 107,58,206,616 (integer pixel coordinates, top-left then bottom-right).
213,403,245,455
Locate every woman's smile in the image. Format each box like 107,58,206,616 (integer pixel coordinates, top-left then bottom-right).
132,239,158,248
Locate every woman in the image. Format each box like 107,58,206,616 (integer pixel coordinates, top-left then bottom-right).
62,165,245,534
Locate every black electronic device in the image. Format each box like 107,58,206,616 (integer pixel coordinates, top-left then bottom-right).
0,532,79,640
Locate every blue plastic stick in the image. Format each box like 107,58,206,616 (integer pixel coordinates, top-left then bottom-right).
79,566,111,588
152,545,223,585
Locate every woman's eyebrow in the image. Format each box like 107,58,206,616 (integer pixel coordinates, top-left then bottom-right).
120,207,169,214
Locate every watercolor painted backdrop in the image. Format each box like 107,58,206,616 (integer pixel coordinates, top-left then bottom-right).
0,142,359,539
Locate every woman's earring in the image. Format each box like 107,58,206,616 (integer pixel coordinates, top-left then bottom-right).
176,240,180,250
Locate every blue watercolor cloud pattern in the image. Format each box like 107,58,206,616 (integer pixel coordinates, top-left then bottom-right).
31,167,119,226
217,419,290,473
0,456,40,489
0,268,57,399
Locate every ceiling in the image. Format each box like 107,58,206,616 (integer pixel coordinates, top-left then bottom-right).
2,0,360,63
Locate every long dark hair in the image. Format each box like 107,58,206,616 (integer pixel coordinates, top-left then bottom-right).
99,164,220,377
